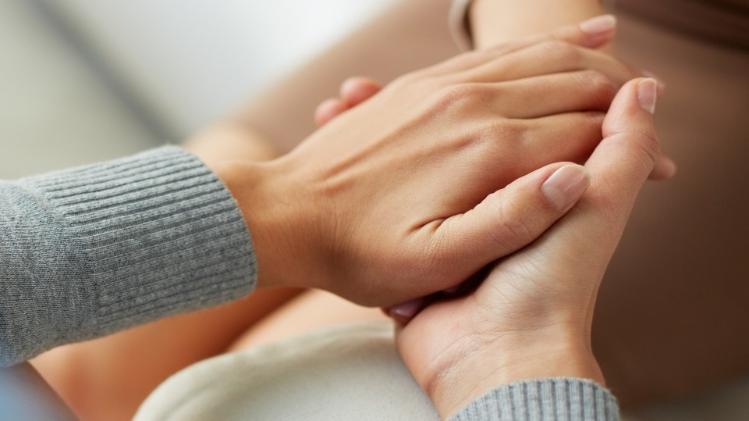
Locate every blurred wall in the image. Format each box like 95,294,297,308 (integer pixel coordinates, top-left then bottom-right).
46,0,398,135
0,0,397,178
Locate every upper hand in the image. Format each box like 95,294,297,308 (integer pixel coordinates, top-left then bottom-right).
221,20,657,307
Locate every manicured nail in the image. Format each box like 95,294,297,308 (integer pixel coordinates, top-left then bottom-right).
579,15,617,36
637,78,658,114
660,157,678,178
542,165,590,211
443,285,461,295
388,299,424,321
642,70,667,94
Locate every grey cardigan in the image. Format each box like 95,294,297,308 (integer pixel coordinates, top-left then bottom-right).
0,147,619,420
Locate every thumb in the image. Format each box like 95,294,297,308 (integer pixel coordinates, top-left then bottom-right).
434,162,590,276
588,77,661,209
517,78,662,286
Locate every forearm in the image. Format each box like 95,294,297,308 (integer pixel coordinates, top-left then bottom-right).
470,0,605,48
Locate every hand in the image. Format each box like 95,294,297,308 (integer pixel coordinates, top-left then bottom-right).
313,77,382,127
219,21,653,307
393,78,662,417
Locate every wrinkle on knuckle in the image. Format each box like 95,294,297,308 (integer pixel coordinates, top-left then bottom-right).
494,196,534,246
475,119,525,144
621,130,661,166
583,71,617,102
433,83,491,111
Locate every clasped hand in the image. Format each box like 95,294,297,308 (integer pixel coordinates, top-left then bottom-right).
213,17,669,419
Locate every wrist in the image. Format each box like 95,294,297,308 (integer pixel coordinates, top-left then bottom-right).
470,0,604,49
209,158,302,289
428,328,603,418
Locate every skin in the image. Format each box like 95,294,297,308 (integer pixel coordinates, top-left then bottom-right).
262,58,665,419
34,3,730,417
232,65,665,419
34,21,644,421
469,0,749,408
397,78,662,417
215,24,646,308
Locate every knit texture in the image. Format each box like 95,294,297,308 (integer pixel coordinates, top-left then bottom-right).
0,146,256,366
450,378,619,421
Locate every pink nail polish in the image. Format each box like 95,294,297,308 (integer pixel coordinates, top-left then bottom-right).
637,78,658,114
642,71,667,93
579,15,617,36
389,299,424,320
542,165,590,211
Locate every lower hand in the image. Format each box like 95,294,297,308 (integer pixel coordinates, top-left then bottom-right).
394,78,662,418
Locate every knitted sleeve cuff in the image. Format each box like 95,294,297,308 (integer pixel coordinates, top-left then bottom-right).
450,378,620,421
2,146,255,365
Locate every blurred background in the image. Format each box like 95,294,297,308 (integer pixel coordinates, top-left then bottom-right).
0,0,397,178
3,1,749,419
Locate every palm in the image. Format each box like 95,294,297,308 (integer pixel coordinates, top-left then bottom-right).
396,219,607,395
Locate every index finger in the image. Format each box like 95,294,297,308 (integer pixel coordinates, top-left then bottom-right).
420,14,618,77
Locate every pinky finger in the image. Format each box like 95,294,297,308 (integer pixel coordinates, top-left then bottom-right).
649,155,678,180
314,98,348,127
340,77,382,107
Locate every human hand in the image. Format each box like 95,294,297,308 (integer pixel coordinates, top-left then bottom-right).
219,20,660,307
393,78,662,417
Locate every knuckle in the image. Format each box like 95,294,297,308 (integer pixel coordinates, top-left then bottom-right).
473,119,527,153
477,119,525,141
495,197,535,245
583,70,617,100
627,130,661,164
431,83,490,113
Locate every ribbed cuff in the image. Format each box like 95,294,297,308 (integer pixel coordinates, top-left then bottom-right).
25,146,256,336
450,378,619,421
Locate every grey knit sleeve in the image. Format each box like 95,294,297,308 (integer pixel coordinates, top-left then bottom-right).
450,378,619,421
0,146,256,366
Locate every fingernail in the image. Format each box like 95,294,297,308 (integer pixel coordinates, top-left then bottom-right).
661,157,678,178
642,70,667,94
443,285,461,295
637,78,658,114
542,165,590,211
579,14,617,36
388,299,424,321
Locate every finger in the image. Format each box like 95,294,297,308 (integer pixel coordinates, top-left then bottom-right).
514,101,673,182
501,14,619,51
511,112,605,171
314,98,348,127
384,298,426,325
339,77,382,107
592,78,661,192
420,14,618,77
650,155,678,180
472,70,617,119
457,39,638,86
433,162,590,275
527,78,661,281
